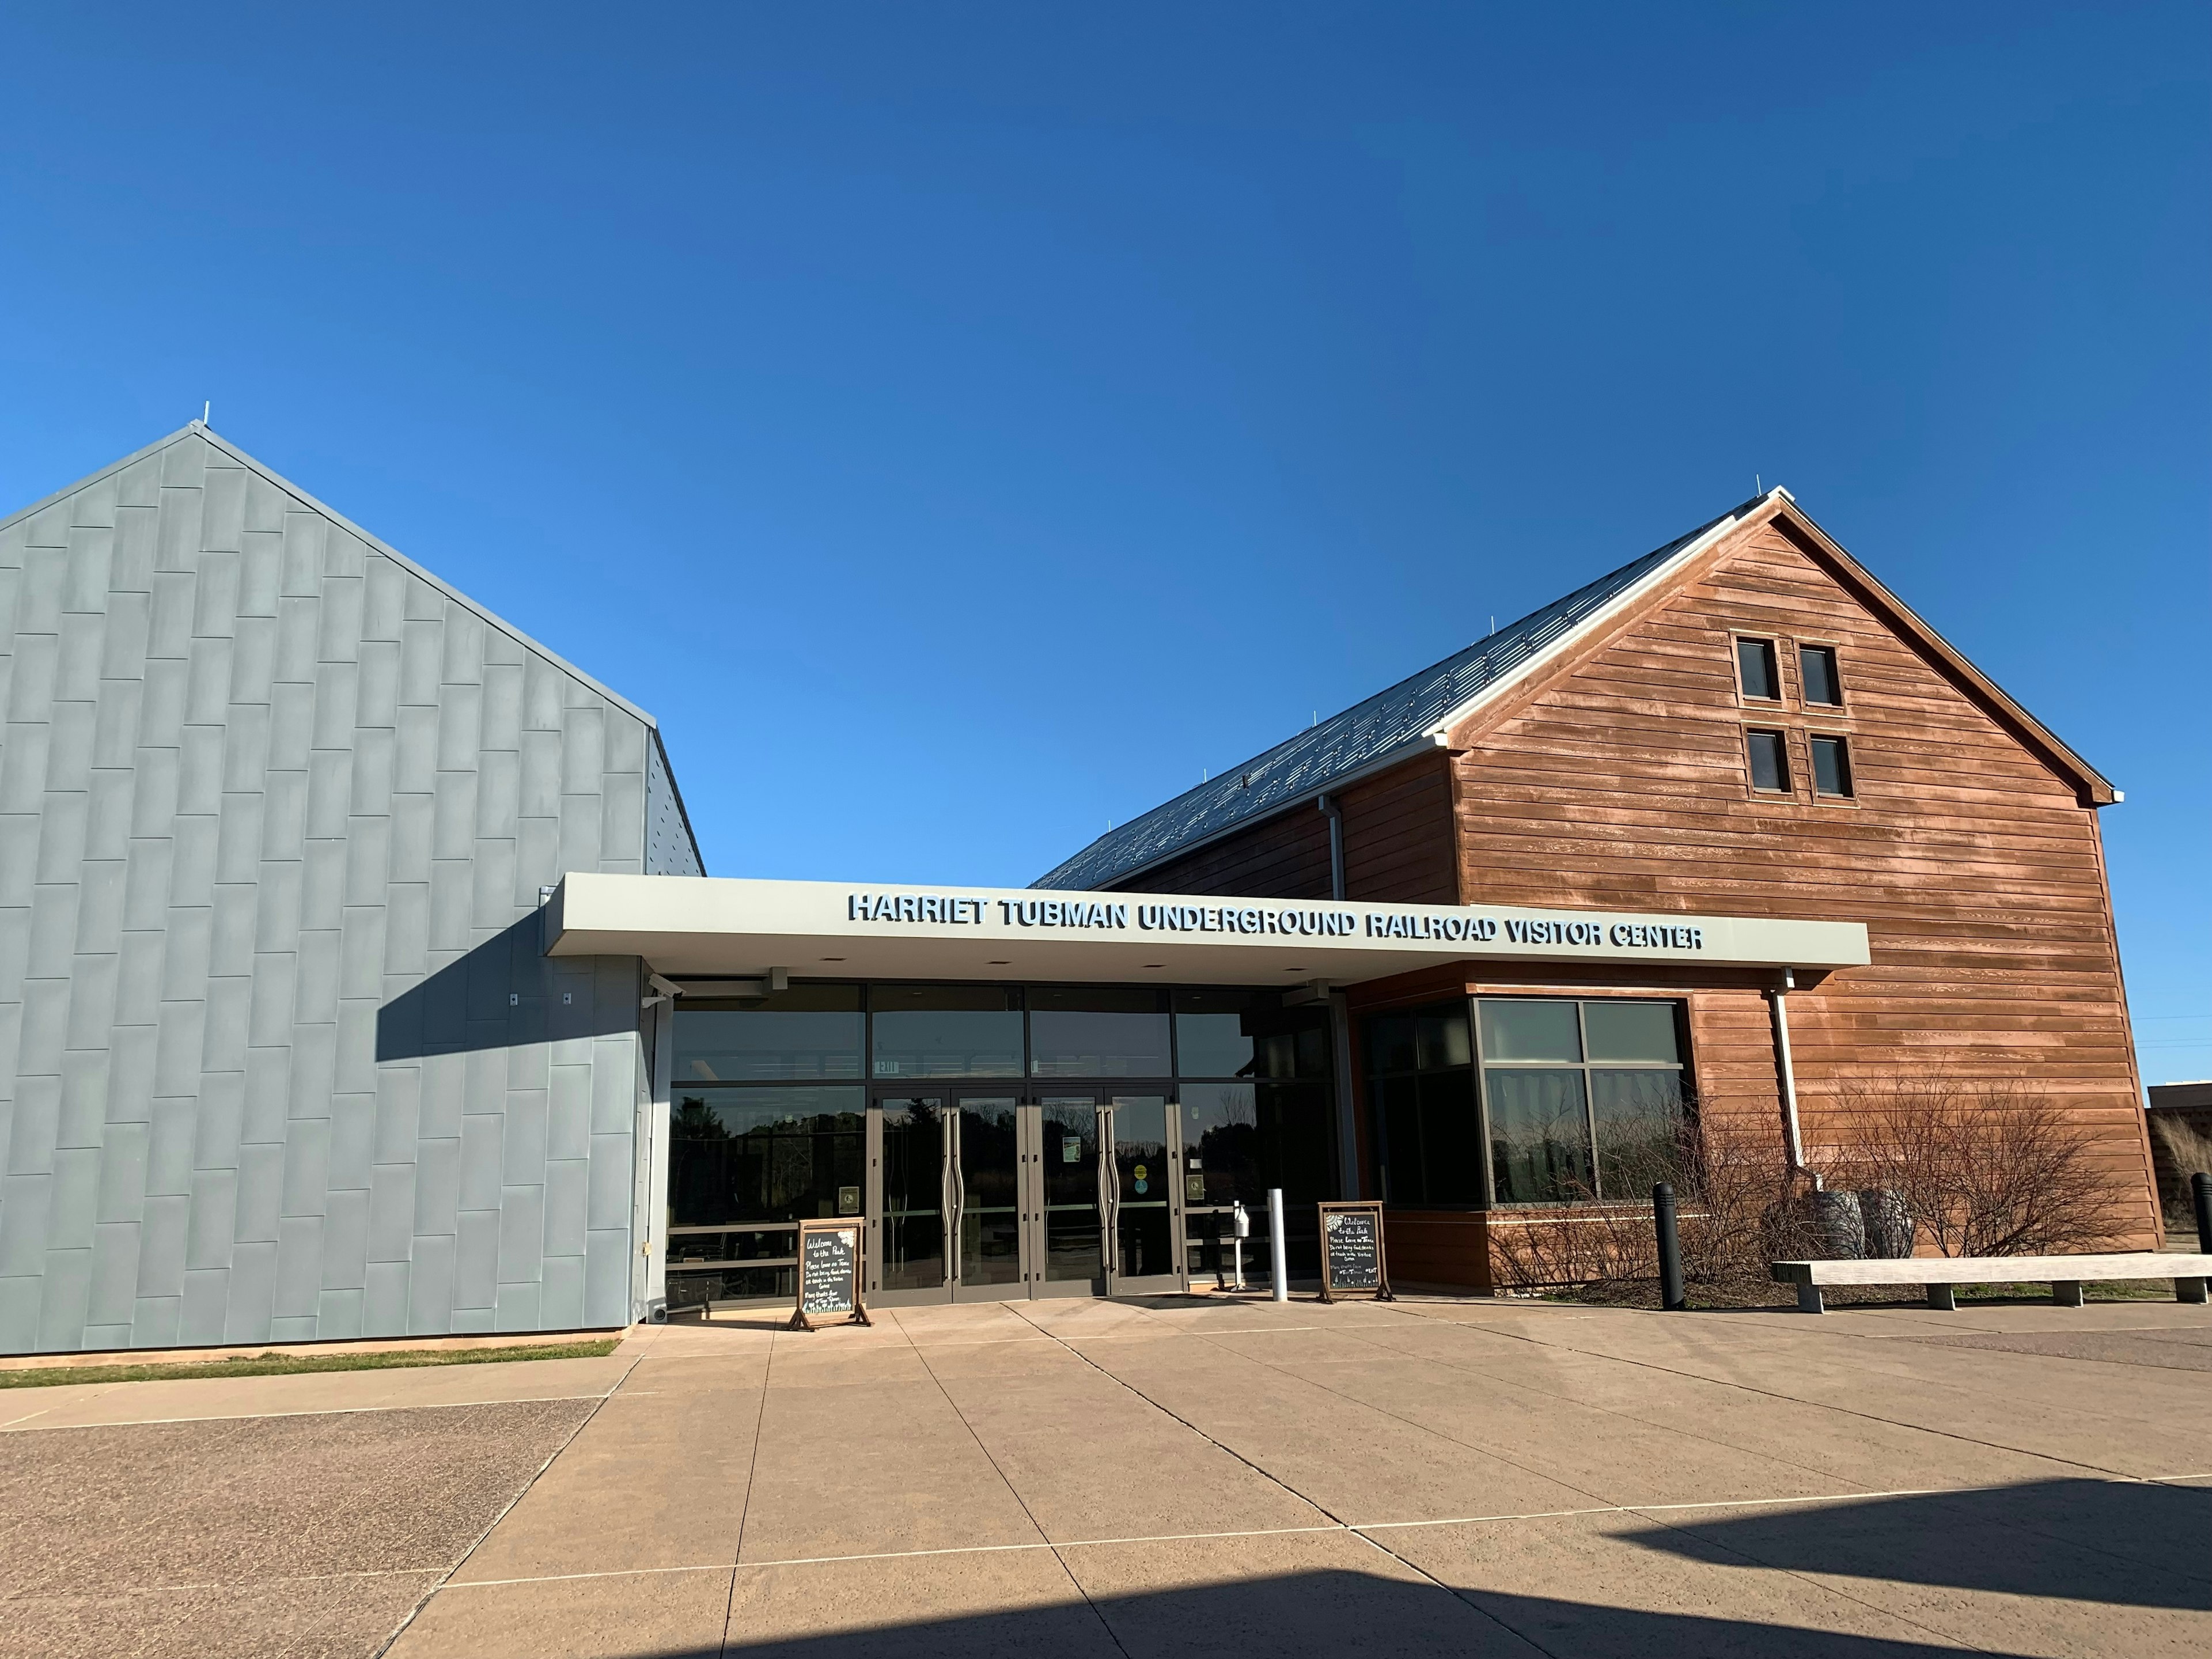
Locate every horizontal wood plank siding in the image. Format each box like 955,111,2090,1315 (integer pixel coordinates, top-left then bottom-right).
1109,755,1457,903
1342,755,1460,904
1444,518,2154,1245
1112,798,1334,899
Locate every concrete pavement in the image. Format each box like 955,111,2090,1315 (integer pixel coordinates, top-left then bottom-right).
2,1293,2207,1656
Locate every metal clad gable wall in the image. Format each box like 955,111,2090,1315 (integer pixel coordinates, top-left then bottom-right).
0,429,653,1352
645,731,703,877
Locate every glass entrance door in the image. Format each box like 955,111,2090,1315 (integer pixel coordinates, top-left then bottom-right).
868,1097,950,1305
1030,1097,1107,1297
952,1096,1027,1301
1105,1094,1185,1294
868,1090,1177,1304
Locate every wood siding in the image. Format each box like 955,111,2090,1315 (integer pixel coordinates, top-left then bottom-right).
1113,796,1334,899
1342,755,1460,903
1111,755,1458,903
1440,513,2154,1247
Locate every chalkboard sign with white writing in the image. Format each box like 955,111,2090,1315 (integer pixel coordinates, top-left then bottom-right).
1317,1202,1393,1302
791,1219,870,1330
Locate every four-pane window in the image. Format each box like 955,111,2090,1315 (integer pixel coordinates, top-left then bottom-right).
1736,640,1855,800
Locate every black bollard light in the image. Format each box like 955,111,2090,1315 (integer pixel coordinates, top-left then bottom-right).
2194,1171,2212,1256
1653,1182,1687,1312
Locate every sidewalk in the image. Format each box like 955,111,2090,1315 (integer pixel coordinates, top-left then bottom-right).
3,1294,2207,1657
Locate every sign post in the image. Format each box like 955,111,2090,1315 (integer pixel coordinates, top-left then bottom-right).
1316,1201,1393,1304
791,1218,870,1331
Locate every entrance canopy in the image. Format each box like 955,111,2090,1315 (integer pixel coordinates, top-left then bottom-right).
546,874,1869,987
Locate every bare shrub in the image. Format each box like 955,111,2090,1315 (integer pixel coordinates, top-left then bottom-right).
1819,1078,2118,1257
1487,1106,1812,1301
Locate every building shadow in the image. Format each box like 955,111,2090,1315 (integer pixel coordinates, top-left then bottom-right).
1621,1478,2212,1612
376,913,637,1062
597,1565,2058,1657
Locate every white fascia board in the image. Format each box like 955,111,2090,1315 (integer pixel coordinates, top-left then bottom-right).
547,872,1870,986
1419,508,1751,743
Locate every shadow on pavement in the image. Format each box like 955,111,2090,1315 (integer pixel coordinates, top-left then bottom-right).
662,1567,2039,1657
1622,1478,2212,1612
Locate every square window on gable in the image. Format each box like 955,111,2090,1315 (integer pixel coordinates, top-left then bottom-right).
1800,645,1842,706
1735,638,1779,701
1746,729,1791,794
1811,734,1854,798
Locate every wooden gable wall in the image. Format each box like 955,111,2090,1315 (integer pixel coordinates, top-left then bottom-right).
1442,510,2155,1244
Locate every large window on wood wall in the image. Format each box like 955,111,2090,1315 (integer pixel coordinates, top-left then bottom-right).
1366,997,1690,1207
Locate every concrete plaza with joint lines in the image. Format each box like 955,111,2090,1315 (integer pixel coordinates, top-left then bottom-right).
2,1296,2209,1658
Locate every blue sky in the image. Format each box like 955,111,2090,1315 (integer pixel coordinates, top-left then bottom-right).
2,4,2206,1082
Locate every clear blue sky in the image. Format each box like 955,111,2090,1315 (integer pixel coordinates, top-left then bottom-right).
2,5,2205,1082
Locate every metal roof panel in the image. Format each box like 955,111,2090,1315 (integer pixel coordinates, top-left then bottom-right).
1035,499,1767,891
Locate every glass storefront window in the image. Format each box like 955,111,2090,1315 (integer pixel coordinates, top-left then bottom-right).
1478,999,1580,1062
1590,1069,1687,1195
1584,1001,1681,1063
674,987,862,1081
1029,988,1170,1078
1484,1066,1593,1203
1179,1078,1334,1283
1369,996,1690,1207
870,985,1024,1078
1172,991,1332,1080
1478,998,1688,1203
1364,1001,1480,1207
668,1085,866,1227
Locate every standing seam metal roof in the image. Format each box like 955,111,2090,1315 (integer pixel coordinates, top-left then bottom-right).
1035,497,1771,892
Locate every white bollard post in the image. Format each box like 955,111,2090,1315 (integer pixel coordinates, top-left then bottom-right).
1267,1188,1288,1303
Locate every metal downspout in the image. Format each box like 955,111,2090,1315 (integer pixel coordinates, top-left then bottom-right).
1766,969,1821,1190
1319,795,1346,901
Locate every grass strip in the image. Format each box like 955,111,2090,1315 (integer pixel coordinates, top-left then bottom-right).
0,1337,622,1389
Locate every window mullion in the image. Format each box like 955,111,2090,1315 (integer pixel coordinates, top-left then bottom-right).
1576,1003,1602,1200
1469,995,1495,1209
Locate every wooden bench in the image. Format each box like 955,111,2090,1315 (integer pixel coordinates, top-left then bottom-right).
1771,1252,2212,1313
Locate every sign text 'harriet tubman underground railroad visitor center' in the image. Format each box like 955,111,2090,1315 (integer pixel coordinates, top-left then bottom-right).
0,425,2160,1353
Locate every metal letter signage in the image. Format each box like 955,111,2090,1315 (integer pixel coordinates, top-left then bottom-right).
839,892,1713,953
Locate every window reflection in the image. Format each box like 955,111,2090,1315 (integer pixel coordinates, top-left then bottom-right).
871,986,1024,1078
1484,1068,1593,1203
674,987,862,1081
1366,996,1690,1209
1592,1070,1686,1196
1029,988,1169,1078
1172,991,1331,1080
668,1086,865,1227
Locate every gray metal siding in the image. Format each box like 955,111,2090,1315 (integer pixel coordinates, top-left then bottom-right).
0,427,658,1353
645,729,703,877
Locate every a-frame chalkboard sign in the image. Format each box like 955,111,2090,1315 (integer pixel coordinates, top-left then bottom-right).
790,1218,871,1331
1316,1202,1393,1303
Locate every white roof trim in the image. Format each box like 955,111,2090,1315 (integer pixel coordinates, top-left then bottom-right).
1417,501,1758,743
